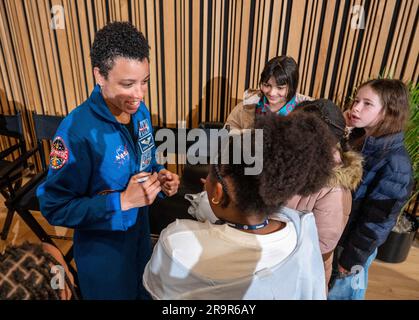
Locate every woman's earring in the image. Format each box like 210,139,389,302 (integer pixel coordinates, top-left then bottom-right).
343,127,350,139
211,197,220,205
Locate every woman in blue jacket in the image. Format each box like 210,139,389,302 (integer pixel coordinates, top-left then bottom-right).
37,22,179,299
329,79,413,300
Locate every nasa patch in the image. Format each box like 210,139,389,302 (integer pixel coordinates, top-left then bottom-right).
50,136,69,169
138,133,154,153
114,145,130,167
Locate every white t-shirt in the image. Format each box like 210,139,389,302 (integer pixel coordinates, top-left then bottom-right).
144,208,326,300
162,217,297,280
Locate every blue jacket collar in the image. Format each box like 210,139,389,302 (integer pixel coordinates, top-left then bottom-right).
87,84,143,123
362,131,405,155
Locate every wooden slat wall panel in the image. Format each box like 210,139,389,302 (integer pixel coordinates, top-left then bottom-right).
0,0,418,135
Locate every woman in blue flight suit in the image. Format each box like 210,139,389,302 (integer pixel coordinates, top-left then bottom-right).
37,22,180,299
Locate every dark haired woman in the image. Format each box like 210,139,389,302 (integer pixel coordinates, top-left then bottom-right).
143,111,336,299
225,55,311,130
37,22,180,299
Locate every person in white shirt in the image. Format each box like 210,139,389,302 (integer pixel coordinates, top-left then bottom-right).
143,111,337,299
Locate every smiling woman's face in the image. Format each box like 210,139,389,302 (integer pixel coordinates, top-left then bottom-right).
94,57,150,117
260,76,289,108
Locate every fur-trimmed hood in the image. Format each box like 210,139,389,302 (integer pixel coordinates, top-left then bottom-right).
327,150,363,190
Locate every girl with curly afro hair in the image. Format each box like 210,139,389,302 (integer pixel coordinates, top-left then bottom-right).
144,111,337,300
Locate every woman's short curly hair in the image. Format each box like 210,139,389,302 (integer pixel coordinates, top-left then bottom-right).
211,112,335,215
90,21,150,78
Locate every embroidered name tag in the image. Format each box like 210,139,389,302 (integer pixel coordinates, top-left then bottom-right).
138,119,151,138
138,119,154,169
140,149,153,171
138,134,154,152
50,136,69,169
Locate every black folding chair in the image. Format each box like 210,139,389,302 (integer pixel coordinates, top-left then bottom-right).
1,113,76,276
0,112,34,242
0,112,28,201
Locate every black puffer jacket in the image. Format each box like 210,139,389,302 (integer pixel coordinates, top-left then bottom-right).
338,131,413,270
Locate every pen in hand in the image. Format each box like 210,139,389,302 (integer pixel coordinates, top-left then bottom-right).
137,176,149,183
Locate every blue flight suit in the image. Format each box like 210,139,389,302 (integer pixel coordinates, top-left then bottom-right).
37,85,164,299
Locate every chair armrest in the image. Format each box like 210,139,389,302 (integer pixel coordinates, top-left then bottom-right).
0,146,39,179
0,143,21,160
5,171,47,207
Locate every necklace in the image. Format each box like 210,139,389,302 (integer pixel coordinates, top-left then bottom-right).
222,218,269,231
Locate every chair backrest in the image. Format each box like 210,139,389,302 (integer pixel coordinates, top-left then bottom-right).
32,114,64,141
31,113,65,171
198,121,224,130
0,113,24,139
0,112,27,161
